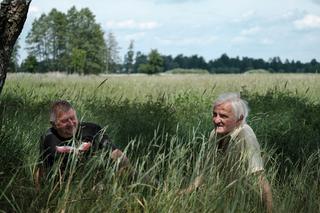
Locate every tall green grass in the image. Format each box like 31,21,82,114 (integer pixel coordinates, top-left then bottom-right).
1,73,320,212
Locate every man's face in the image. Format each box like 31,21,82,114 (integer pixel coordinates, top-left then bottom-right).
212,101,241,135
54,109,78,138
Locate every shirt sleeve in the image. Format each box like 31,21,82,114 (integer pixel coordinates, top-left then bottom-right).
81,123,118,151
243,126,264,174
99,133,118,151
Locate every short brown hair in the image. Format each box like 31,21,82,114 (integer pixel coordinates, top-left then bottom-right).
50,100,74,124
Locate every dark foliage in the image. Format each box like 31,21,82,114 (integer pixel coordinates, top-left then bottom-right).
243,88,320,172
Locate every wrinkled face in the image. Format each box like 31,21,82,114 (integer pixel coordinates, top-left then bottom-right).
212,102,241,135
54,109,78,138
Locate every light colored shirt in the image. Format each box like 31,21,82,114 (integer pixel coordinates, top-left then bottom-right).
209,123,264,174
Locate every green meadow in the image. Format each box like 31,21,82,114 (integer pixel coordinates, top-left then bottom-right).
1,72,320,212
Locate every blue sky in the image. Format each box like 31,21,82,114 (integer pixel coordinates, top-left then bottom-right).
20,0,320,63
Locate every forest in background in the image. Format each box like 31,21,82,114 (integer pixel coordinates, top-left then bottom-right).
9,6,320,75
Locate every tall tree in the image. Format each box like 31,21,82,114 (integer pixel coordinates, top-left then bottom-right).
9,39,20,72
26,14,50,62
70,48,86,74
105,32,121,73
0,0,31,95
133,51,147,73
189,54,207,69
20,54,38,73
269,56,282,72
162,55,178,71
66,7,107,74
26,9,67,71
173,54,188,68
26,6,107,74
123,40,134,73
47,9,67,71
138,49,163,74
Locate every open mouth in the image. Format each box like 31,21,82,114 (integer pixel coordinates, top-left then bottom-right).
215,123,224,128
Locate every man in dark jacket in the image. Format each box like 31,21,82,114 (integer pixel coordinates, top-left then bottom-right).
35,100,128,190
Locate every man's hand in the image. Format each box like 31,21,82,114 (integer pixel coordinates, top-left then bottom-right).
56,146,75,153
111,149,130,170
178,175,204,195
259,175,273,213
56,142,92,153
78,142,92,151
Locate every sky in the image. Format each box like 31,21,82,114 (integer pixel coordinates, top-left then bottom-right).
19,0,320,63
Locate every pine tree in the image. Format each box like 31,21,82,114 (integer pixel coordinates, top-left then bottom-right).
123,40,134,73
105,32,121,73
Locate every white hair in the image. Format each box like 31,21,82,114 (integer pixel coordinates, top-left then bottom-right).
212,92,249,124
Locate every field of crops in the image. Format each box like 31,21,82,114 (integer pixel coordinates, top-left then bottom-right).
1,73,319,212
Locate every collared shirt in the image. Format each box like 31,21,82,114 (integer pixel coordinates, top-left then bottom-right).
209,123,264,175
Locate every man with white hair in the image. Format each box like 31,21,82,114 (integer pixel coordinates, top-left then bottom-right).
210,92,273,212
182,93,272,212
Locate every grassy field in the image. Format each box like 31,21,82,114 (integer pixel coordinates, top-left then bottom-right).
1,73,320,212
6,72,320,101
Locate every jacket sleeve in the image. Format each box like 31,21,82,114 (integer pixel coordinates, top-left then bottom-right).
39,133,58,170
81,122,118,151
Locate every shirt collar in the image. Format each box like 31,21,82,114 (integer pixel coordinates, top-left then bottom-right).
228,123,245,140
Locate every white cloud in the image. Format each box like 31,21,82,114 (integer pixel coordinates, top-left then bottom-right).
240,26,261,36
230,36,275,49
312,0,320,5
232,10,256,23
29,5,41,13
260,38,274,45
106,19,159,30
279,10,306,21
156,36,218,46
231,27,262,44
124,32,146,41
294,14,320,29
231,36,249,44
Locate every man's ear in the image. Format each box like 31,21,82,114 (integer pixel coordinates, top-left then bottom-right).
50,121,56,128
238,115,244,122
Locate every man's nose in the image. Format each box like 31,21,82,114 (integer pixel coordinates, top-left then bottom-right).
213,116,220,124
67,118,74,125
212,116,217,123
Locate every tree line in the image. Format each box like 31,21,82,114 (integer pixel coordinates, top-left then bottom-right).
10,7,320,74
